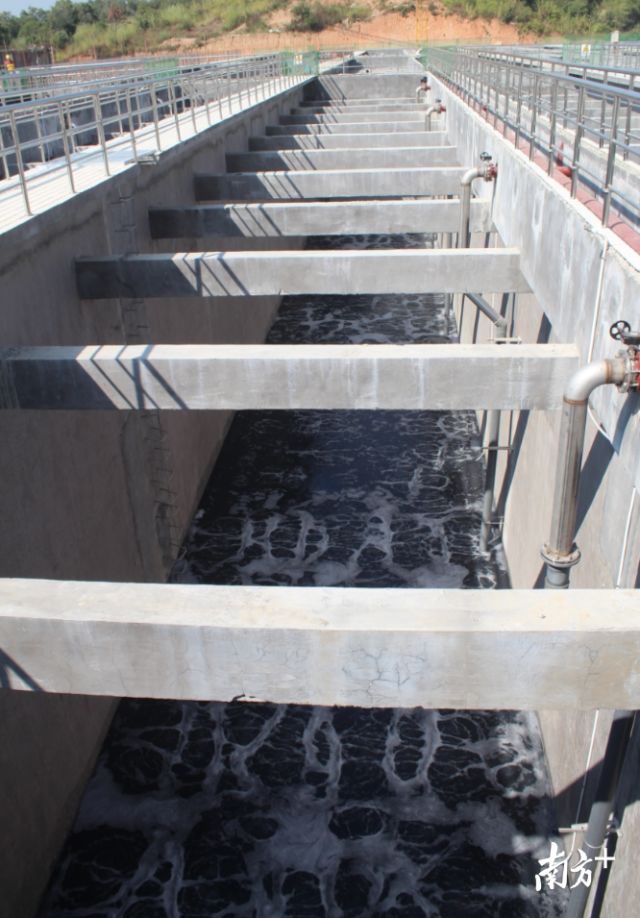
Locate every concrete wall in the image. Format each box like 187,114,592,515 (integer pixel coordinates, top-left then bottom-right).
432,73,640,916
305,73,425,101
0,81,308,917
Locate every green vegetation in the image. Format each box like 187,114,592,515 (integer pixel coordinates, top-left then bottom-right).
0,0,287,59
288,1,371,31
440,0,640,33
1,0,639,60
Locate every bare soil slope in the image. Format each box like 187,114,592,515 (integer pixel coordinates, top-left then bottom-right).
160,6,536,56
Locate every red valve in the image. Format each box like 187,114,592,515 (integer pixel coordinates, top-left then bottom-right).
633,350,640,387
555,142,573,178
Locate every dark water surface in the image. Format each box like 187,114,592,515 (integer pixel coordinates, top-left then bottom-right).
41,234,563,917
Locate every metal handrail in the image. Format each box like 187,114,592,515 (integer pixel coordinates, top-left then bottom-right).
428,46,640,228
0,50,339,220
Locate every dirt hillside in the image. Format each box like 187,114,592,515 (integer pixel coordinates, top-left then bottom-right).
161,6,537,57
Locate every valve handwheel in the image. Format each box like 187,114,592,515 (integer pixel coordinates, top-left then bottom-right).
610,319,631,341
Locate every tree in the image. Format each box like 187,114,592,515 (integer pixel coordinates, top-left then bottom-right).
49,0,79,39
16,7,50,47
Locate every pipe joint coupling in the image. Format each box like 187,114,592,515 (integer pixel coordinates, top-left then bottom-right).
615,346,640,394
541,543,581,568
482,162,498,181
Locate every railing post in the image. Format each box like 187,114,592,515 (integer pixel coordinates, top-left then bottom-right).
57,101,76,193
599,75,608,148
602,94,619,226
528,73,539,160
150,82,162,150
570,85,586,198
623,80,632,161
126,87,138,162
188,78,197,132
515,63,524,147
548,80,558,175
168,78,182,140
94,93,110,176
8,109,32,216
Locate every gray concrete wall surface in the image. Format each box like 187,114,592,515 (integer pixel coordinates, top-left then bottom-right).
265,120,441,135
0,79,308,917
305,74,426,100
431,72,640,916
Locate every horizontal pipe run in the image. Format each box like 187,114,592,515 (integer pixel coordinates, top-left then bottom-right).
148,200,493,239
1,578,638,708
76,249,529,298
194,167,469,200
0,344,578,412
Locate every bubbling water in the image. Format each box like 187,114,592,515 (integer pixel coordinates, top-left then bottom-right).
41,233,564,917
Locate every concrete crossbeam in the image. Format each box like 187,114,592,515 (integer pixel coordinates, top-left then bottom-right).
301,96,419,107
280,112,430,124
249,132,450,150
225,147,459,172
148,200,492,239
266,122,430,135
0,344,577,411
194,167,468,200
1,578,637,709
76,249,529,298
292,104,428,114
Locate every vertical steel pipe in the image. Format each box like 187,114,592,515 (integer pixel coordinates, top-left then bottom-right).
542,358,627,588
565,711,636,918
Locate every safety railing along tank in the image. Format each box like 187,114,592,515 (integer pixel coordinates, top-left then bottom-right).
428,45,640,229
0,51,329,218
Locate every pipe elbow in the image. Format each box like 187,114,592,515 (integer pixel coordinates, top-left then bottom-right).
461,167,482,186
564,357,627,404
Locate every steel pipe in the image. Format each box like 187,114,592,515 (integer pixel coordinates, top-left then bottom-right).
465,293,509,552
416,77,431,103
424,100,445,131
565,711,636,918
458,156,497,249
542,357,627,589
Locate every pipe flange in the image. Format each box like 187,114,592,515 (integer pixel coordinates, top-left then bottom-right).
615,347,640,394
541,544,582,569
